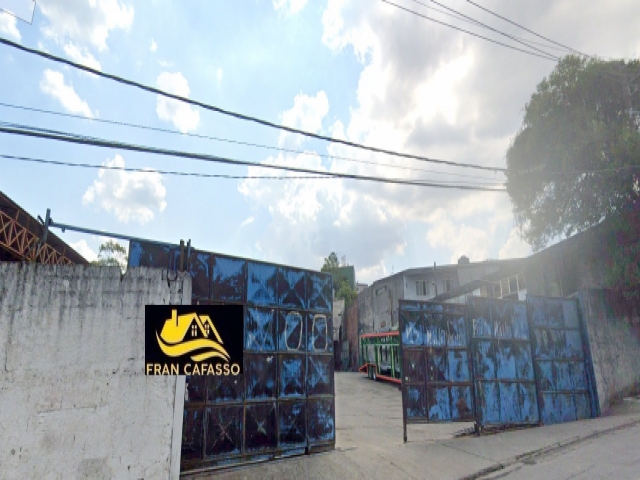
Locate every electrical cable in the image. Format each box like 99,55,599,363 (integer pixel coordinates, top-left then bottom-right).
465,0,592,59
380,0,558,61
409,0,573,52
0,102,505,181
0,153,508,186
0,125,508,191
0,35,505,173
427,0,559,60
0,154,332,180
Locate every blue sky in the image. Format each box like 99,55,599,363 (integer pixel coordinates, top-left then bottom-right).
1,0,639,284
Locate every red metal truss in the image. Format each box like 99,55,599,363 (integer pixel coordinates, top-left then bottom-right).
0,209,73,265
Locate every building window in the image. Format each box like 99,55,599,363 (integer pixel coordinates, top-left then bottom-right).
445,279,452,292
375,286,386,296
509,276,518,294
518,274,526,290
416,281,428,296
500,278,509,297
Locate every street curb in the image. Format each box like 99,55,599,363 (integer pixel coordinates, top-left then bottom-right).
460,417,640,480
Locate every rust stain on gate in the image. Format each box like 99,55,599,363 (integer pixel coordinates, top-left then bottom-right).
129,240,335,473
399,300,474,442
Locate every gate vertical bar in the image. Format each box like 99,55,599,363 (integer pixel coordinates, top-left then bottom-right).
399,308,408,443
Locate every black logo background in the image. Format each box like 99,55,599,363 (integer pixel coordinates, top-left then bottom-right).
145,304,244,375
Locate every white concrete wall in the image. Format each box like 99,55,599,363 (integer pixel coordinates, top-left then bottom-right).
578,289,640,414
0,263,191,480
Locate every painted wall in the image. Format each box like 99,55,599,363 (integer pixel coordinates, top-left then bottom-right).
0,263,191,480
578,288,640,413
343,303,359,371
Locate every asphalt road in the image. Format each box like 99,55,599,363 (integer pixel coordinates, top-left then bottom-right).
486,421,640,479
186,375,640,480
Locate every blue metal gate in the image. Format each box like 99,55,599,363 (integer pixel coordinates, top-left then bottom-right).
468,297,539,430
399,300,474,442
128,241,335,473
527,296,597,424
399,295,599,439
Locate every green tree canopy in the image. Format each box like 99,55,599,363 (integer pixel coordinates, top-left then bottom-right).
506,55,640,252
320,251,358,308
92,240,127,273
321,252,340,272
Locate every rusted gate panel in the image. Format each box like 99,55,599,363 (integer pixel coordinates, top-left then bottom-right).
128,241,335,473
527,296,597,424
399,300,474,442
468,297,539,430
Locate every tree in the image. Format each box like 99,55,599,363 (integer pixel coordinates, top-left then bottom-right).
506,55,640,251
320,251,358,308
321,252,340,272
92,240,127,273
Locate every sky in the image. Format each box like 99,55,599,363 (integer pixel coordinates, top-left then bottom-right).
1,0,639,284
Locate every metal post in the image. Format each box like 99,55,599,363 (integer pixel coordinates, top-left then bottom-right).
179,240,185,272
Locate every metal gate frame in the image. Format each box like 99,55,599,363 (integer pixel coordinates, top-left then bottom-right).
468,297,540,431
399,300,475,442
399,295,599,440
527,296,598,425
128,241,335,474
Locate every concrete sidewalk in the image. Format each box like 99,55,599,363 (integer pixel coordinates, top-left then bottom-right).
184,374,640,480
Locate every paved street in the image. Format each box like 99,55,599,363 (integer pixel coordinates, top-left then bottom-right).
184,374,640,480
482,420,640,479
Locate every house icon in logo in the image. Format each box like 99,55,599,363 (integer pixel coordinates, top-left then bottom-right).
156,309,231,362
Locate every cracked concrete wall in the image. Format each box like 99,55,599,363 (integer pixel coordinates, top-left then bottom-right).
0,263,191,480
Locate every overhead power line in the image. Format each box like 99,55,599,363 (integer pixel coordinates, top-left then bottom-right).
380,0,558,62
0,153,506,187
0,36,505,173
407,0,571,52
0,102,505,181
0,124,507,191
0,154,331,180
465,0,592,59
427,0,559,60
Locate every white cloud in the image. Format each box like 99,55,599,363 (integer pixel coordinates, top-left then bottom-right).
39,69,94,117
0,11,21,41
499,227,532,260
241,0,640,284
150,38,157,52
238,150,406,276
278,91,329,147
82,154,167,224
216,68,223,86
63,42,102,70
158,59,173,68
155,71,200,133
70,239,98,262
426,214,491,264
273,0,308,15
39,0,134,52
240,216,255,227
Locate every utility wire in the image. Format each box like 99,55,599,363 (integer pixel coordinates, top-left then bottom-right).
465,0,592,59
0,119,502,187
0,102,505,181
0,36,505,173
0,154,333,180
408,0,572,52
380,0,558,62
426,0,559,60
0,153,506,186
0,125,507,191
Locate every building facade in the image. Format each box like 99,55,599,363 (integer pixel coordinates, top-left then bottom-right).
357,257,524,333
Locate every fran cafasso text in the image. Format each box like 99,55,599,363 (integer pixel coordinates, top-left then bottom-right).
146,362,241,375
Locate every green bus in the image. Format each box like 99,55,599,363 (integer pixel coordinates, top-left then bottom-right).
358,331,401,384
